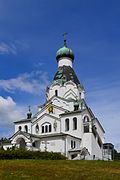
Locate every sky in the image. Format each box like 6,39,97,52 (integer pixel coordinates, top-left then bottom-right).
0,0,120,150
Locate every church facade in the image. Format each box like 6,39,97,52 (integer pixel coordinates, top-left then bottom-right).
10,38,113,160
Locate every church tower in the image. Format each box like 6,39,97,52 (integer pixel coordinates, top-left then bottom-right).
46,34,85,105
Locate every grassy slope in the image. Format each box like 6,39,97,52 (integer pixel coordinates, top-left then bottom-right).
0,160,120,180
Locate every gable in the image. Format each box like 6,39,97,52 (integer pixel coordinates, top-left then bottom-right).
34,101,68,120
63,89,77,100
32,113,60,125
10,131,30,143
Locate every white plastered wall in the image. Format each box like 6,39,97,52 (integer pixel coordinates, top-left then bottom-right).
40,136,65,154
15,122,31,133
32,115,60,135
61,114,83,139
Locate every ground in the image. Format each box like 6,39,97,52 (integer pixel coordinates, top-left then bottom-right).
0,160,120,180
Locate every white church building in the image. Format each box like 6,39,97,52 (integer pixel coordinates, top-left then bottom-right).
9,37,113,160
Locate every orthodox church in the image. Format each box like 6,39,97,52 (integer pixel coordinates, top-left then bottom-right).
9,36,113,160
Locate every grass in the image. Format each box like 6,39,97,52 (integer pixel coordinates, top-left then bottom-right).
0,160,120,180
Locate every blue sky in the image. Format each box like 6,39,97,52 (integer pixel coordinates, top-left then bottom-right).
0,0,120,150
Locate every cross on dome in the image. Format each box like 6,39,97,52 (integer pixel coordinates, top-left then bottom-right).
63,32,68,47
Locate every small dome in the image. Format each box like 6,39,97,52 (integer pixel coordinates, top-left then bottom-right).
56,46,74,61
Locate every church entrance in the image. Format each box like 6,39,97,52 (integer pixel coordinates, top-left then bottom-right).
16,138,26,150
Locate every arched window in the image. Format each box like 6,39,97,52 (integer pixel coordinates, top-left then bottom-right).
71,140,76,149
41,123,52,133
83,116,89,123
49,124,52,132
71,140,73,148
42,126,44,133
74,141,76,148
55,90,58,96
18,126,22,131
83,116,90,133
24,125,28,133
45,125,48,133
73,117,77,130
36,124,39,133
65,118,69,131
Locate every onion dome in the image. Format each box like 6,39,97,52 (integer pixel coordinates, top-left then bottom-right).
56,46,74,61
27,105,32,119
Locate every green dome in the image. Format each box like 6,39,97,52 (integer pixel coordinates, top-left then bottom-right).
56,46,74,61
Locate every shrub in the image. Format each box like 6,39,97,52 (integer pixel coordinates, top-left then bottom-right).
0,150,66,160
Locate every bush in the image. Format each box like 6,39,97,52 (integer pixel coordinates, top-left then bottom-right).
0,150,66,160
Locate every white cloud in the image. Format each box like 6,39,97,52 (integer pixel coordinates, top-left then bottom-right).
86,77,120,151
0,96,39,138
0,70,50,137
0,71,50,95
0,42,17,55
0,40,29,55
0,96,23,127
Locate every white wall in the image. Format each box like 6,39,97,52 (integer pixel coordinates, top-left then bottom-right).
81,133,103,160
61,114,83,139
3,144,13,150
58,57,73,67
15,122,31,133
32,115,60,135
40,136,65,154
48,82,82,102
94,120,105,143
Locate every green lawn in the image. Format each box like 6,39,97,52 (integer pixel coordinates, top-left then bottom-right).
0,160,120,180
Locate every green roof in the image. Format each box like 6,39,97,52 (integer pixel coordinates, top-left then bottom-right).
56,46,74,61
53,65,80,85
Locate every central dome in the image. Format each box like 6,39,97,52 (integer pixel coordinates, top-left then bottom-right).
56,46,74,61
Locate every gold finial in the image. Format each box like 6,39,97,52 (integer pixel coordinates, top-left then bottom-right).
63,32,68,47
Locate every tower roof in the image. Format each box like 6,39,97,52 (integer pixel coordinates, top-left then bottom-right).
53,65,80,85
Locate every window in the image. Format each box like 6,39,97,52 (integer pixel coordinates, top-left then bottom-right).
42,123,52,133
18,126,22,131
36,124,39,133
42,126,44,133
74,141,76,148
32,142,36,147
73,117,77,130
71,140,73,148
83,116,89,123
55,90,58,96
83,116,90,133
65,118,69,131
45,125,48,133
71,140,76,149
84,125,89,133
49,124,52,132
24,125,28,133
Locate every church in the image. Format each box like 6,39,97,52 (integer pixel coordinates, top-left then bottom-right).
9,36,113,160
